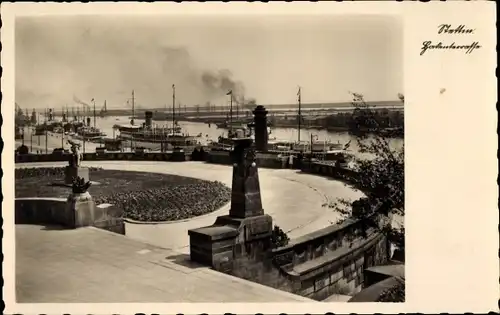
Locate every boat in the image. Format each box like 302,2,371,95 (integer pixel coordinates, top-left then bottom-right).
215,118,252,129
209,127,251,151
266,88,350,160
208,90,255,151
114,88,201,151
75,126,106,141
291,140,345,153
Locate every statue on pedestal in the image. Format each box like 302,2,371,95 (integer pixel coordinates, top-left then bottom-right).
64,140,89,185
67,140,83,167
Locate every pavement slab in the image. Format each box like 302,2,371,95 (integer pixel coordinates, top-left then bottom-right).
16,224,313,303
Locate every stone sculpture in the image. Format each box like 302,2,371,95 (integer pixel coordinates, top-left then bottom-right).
67,140,83,167
71,176,92,194
65,140,89,185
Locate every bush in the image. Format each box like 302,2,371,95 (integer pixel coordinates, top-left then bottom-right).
376,279,405,302
331,92,404,253
271,225,290,248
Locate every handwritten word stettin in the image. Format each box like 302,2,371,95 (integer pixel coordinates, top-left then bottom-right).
420,41,481,56
438,24,475,35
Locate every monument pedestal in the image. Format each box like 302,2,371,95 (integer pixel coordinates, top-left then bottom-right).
189,138,273,272
65,166,89,185
65,191,96,228
188,215,273,272
188,225,239,272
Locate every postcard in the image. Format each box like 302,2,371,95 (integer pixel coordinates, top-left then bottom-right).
1,2,497,314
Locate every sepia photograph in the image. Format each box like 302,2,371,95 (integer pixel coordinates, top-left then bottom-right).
12,12,405,304
3,2,497,314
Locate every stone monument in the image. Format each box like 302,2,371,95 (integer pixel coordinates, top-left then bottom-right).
65,140,89,185
188,138,273,272
252,105,269,152
65,176,96,228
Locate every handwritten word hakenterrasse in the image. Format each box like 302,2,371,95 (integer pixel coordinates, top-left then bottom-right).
420,24,481,56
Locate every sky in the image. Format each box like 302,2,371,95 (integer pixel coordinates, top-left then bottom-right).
15,15,403,110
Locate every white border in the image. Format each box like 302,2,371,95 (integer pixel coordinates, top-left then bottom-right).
2,2,498,314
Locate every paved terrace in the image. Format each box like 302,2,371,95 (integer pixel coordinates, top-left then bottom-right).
16,224,313,302
16,160,365,302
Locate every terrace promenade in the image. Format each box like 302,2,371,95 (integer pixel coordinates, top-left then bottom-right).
15,160,364,302
16,224,313,302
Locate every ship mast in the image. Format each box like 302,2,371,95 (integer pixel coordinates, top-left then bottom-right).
172,84,176,129
227,90,233,133
131,90,135,125
236,98,239,119
297,86,302,143
92,98,96,128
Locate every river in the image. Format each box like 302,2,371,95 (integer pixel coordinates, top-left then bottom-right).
92,116,403,157
18,115,403,159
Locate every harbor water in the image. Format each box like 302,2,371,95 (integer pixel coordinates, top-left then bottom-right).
17,115,403,159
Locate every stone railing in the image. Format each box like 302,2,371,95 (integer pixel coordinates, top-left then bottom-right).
301,161,361,186
264,218,388,301
219,159,385,301
15,151,349,173
15,197,125,234
207,150,302,169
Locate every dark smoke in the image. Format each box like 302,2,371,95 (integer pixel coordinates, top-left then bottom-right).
201,69,246,104
73,95,91,108
16,18,257,108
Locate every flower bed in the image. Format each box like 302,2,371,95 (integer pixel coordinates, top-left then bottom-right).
15,167,231,222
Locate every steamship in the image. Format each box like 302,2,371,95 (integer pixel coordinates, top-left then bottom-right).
265,88,350,156
75,126,107,141
112,89,201,150
114,111,200,150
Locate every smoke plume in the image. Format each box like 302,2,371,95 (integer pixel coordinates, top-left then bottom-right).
73,95,91,108
15,17,254,109
201,69,246,104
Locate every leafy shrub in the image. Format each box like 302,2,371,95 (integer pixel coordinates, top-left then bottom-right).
376,279,405,302
271,225,290,248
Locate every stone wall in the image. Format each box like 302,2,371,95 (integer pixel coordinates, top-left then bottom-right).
206,150,232,165
207,150,298,169
14,151,346,172
301,161,361,186
190,147,389,301
225,218,389,301
15,197,72,226
15,151,187,163
15,198,125,234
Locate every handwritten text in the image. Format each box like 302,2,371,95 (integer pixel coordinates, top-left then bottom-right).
420,24,481,56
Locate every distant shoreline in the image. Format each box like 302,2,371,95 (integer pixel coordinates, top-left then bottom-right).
48,100,404,118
